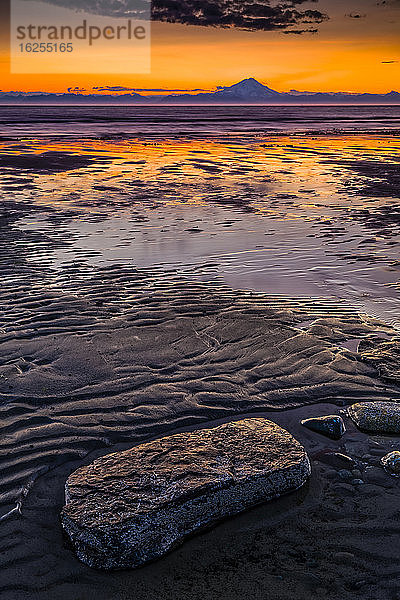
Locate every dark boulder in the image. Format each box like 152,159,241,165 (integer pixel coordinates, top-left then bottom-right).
348,401,400,433
381,451,400,476
301,415,346,440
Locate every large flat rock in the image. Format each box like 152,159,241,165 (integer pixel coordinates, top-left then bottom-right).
348,401,400,433
61,418,311,570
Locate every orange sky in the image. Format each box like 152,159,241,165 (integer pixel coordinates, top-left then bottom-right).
0,0,399,94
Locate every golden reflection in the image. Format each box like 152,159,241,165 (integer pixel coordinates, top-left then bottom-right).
0,135,399,223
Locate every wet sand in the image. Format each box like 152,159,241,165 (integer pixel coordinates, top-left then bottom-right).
0,132,400,599
1,135,399,324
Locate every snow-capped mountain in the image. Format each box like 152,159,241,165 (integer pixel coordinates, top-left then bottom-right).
214,78,282,100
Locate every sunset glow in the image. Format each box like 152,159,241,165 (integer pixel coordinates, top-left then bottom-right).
1,0,399,95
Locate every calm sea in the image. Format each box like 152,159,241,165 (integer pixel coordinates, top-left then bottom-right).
0,104,400,138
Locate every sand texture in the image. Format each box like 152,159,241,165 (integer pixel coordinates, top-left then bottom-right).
1,123,400,599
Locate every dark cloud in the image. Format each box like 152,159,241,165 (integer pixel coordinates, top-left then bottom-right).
381,60,399,63
93,86,141,91
345,12,367,18
27,0,329,32
24,0,151,20
152,2,328,30
137,88,208,91
92,86,209,91
282,27,318,33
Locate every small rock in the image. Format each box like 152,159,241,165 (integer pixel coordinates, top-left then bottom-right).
333,551,355,563
349,579,369,591
301,415,346,440
348,401,400,433
381,451,400,476
338,469,353,481
361,453,372,461
351,469,362,478
369,439,384,449
351,478,364,485
312,449,355,470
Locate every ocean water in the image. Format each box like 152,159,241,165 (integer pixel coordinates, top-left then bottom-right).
1,104,400,138
1,105,399,326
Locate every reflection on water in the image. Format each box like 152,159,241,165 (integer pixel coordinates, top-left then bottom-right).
1,134,399,327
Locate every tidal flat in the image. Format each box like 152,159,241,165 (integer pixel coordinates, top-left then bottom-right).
0,107,400,599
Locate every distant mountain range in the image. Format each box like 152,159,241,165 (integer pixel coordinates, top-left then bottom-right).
1,78,400,104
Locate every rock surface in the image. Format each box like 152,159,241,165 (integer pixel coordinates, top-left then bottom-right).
381,451,400,476
301,415,346,440
348,401,400,433
61,418,311,570
359,337,400,384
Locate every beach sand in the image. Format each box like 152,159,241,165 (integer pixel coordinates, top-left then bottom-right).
0,127,400,599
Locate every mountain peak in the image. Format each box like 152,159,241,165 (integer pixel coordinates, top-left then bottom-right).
237,77,264,86
217,78,281,98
